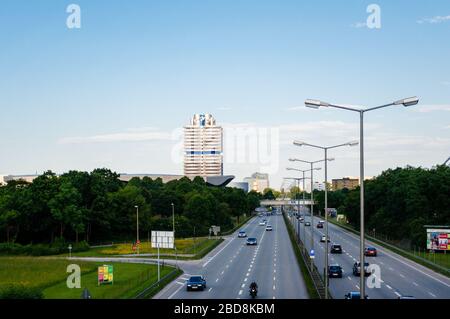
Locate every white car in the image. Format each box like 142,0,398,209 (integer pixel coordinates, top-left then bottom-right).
265,225,273,231
320,235,331,242
259,221,266,226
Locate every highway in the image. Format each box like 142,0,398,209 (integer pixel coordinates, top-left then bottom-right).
290,213,450,299
154,213,308,299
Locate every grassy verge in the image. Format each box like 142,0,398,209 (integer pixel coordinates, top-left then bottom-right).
0,257,176,299
66,237,221,258
329,218,450,278
136,268,183,299
282,214,319,299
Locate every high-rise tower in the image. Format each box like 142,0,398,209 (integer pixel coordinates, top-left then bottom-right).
184,114,223,178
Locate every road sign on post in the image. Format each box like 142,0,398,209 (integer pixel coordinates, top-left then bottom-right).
151,231,174,282
210,226,220,236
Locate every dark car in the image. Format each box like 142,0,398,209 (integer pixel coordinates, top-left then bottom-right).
330,244,342,254
246,237,258,245
345,292,369,299
317,222,324,229
186,275,206,291
365,247,377,257
305,222,311,226
328,264,343,278
353,262,370,276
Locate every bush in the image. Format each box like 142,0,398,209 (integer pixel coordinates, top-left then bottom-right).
0,240,90,256
0,285,43,299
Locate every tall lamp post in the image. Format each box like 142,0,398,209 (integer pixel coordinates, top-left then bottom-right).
304,96,419,298
293,140,358,299
288,158,330,271
284,177,309,242
135,205,139,255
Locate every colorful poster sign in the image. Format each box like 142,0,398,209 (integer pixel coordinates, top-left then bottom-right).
98,265,114,285
427,229,450,251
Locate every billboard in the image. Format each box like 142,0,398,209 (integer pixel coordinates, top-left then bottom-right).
98,265,113,285
151,231,174,249
426,229,450,251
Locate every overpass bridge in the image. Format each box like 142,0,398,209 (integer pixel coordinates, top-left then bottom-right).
260,199,315,206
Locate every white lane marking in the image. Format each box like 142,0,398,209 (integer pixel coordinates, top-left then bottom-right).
168,282,185,299
273,285,276,290
248,268,251,272
221,271,224,275
273,296,276,299
412,282,419,287
347,276,352,281
244,278,248,282
274,269,276,273
428,292,437,298
273,276,276,281
246,272,250,276
238,290,243,295
399,274,405,278
394,291,401,297
175,281,184,285
208,288,212,292
388,267,394,271
386,284,393,290
241,284,245,288
203,237,236,267
355,285,360,289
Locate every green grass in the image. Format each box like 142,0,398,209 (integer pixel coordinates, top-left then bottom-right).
282,213,319,299
0,257,175,299
66,237,221,258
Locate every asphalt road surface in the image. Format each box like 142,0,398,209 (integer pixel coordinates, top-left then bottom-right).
290,213,450,299
154,214,308,299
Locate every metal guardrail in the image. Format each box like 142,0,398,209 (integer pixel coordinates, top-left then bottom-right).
134,268,181,299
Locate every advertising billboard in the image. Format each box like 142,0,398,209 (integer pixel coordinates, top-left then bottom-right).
98,265,113,285
151,231,174,249
426,229,450,251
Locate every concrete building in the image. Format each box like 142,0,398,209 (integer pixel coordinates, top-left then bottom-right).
244,172,269,193
184,114,223,178
332,177,359,191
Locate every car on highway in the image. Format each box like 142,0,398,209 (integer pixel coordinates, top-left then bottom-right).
238,230,247,238
299,217,304,223
345,292,369,299
259,220,266,226
364,247,378,257
305,221,311,226
317,221,324,228
265,225,273,231
320,235,330,242
328,264,343,278
186,275,206,291
330,244,342,254
352,262,370,276
246,237,258,245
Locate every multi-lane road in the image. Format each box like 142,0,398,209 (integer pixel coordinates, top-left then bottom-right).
290,213,450,299
155,213,308,299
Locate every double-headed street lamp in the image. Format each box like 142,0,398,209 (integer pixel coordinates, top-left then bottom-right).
288,158,330,271
293,140,358,299
304,96,419,298
284,176,310,243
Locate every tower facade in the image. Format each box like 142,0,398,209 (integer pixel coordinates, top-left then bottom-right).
184,114,223,178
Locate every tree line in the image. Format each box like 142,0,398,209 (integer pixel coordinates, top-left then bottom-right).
0,169,262,244
312,165,450,248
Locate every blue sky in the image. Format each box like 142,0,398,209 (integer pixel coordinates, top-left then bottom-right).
1,1,449,189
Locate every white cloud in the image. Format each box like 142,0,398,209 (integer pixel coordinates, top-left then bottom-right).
413,105,450,113
58,127,172,144
417,15,450,24
217,106,232,111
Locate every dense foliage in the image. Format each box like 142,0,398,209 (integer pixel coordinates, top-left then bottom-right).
0,169,261,244
313,165,450,248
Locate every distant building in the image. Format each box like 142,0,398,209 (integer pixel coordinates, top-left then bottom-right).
332,177,359,191
2,174,40,184
184,114,223,178
244,172,269,193
313,181,325,191
228,181,249,193
0,175,5,186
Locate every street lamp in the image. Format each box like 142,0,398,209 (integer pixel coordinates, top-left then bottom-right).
293,140,358,299
284,176,310,243
444,157,450,166
304,96,418,298
135,205,139,255
289,158,329,271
